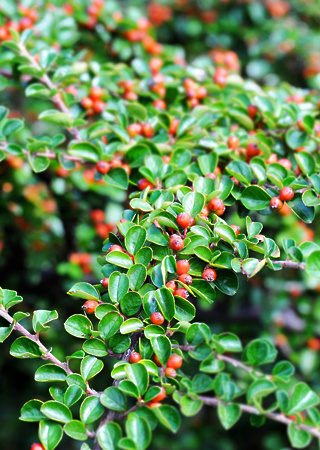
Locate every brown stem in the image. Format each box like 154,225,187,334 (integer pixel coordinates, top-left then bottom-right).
198,396,320,439
0,306,97,395
274,260,306,270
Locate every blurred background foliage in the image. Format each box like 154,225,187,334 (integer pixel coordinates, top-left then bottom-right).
0,0,320,449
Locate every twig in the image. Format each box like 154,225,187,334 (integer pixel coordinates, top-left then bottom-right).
0,306,97,396
198,396,320,439
274,260,306,270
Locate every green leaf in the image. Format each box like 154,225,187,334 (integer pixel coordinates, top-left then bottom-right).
226,160,252,184
104,168,129,190
218,402,242,430
80,356,104,380
125,226,147,255
124,363,149,396
155,288,175,321
213,333,242,353
28,153,50,173
106,251,133,269
247,379,276,403
241,186,271,210
35,364,68,383
306,250,320,278
67,282,100,301
109,334,131,353
214,224,236,245
32,310,58,333
97,422,122,450
39,420,63,450
126,413,151,450
10,336,43,358
39,109,74,127
177,116,196,136
127,103,147,121
272,361,295,383
64,420,88,441
64,315,93,339
229,107,254,130
180,395,203,416
150,336,171,365
2,119,24,136
100,387,127,412
214,270,239,296
287,383,319,415
80,396,104,424
98,311,124,339
108,272,129,303
128,264,147,290
20,400,46,422
120,292,142,316
242,339,277,366
120,318,144,334
287,194,315,224
288,423,312,448
295,152,316,175
182,192,205,217
64,385,83,407
154,405,181,433
41,401,72,424
190,279,216,304
83,339,108,357
174,295,196,321
285,129,307,149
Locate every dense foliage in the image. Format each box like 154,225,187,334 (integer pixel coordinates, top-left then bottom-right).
1,1,320,450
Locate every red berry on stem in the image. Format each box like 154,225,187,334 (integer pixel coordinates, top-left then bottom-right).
208,198,225,215
173,288,189,299
129,352,142,363
90,86,104,99
270,197,283,210
149,57,163,73
109,244,124,253
167,354,183,369
142,123,154,138
228,136,239,149
165,367,177,377
150,311,165,325
178,273,192,285
169,235,184,251
101,277,109,288
138,178,154,190
202,268,217,282
177,212,192,228
279,186,294,201
96,160,110,174
166,280,178,290
176,259,190,275
83,300,99,314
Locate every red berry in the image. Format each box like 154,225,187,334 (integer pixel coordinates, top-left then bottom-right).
124,91,138,101
173,288,189,299
189,217,195,227
201,206,210,217
228,136,239,149
165,367,177,377
270,197,283,210
150,312,165,325
208,198,225,214
83,300,99,314
230,225,240,236
178,273,193,285
278,158,292,171
196,86,207,99
142,123,154,138
129,352,142,363
93,100,106,114
176,259,190,275
169,118,180,135
169,235,184,251
109,244,124,253
91,209,105,223
150,386,166,403
279,187,294,201
90,86,104,99
149,57,163,73
148,402,162,408
31,444,45,450
110,158,123,169
307,338,320,351
153,99,166,110
138,178,154,190
101,277,109,288
167,354,183,369
177,212,192,228
246,143,261,159
96,160,110,174
81,97,93,109
202,268,217,282
248,105,258,119
166,280,178,290
127,123,141,138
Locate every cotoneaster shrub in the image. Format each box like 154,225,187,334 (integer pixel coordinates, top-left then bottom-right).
0,1,320,450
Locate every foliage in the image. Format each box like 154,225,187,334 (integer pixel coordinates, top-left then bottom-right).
1,1,320,450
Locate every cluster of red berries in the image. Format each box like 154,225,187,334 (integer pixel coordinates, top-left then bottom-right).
95,157,131,177
90,209,114,240
127,122,154,139
69,252,92,274
183,78,207,108
81,0,104,29
118,80,138,101
81,87,106,116
122,17,163,56
153,353,183,379
270,187,295,211
0,7,38,42
148,58,167,110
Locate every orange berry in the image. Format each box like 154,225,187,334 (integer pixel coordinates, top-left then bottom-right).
167,354,183,369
